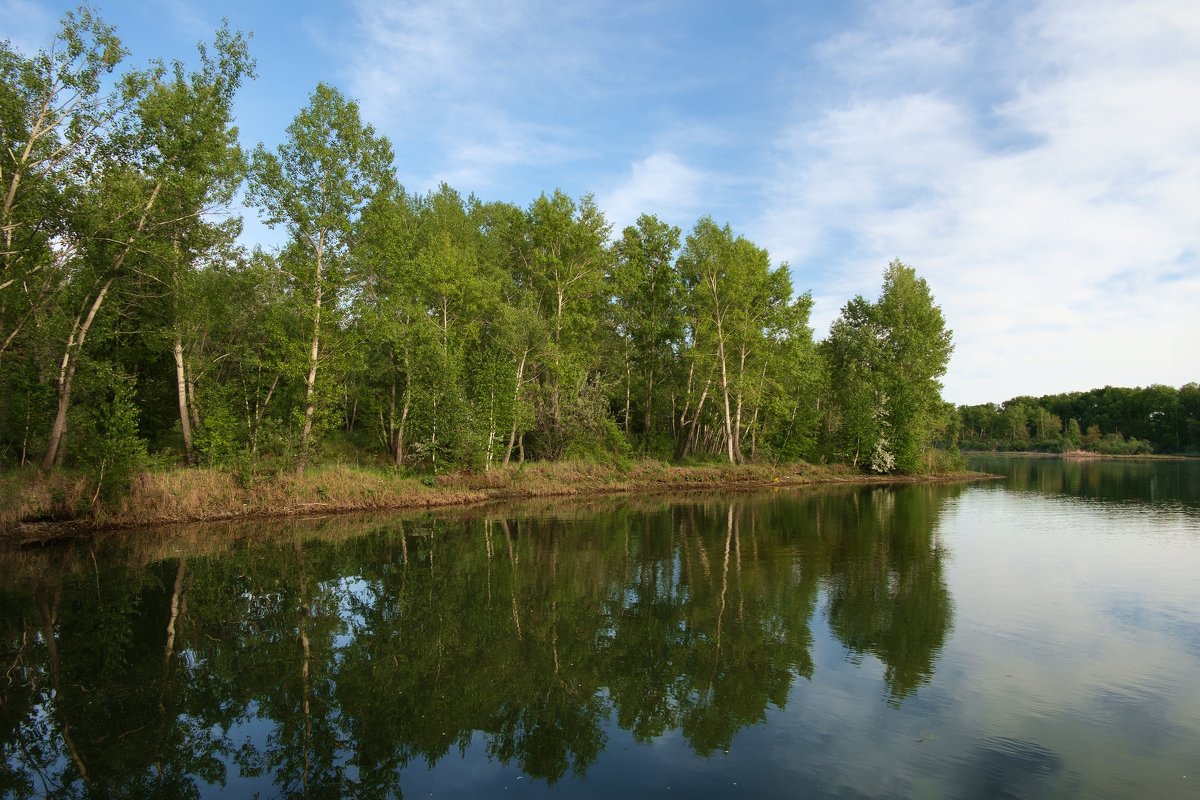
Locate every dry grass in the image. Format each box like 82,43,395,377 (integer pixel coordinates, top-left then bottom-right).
0,469,92,529
1,460,996,544
106,466,487,526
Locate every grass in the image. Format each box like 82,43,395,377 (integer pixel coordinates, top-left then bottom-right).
1,460,996,544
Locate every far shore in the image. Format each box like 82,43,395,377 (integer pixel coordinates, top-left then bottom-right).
1,461,999,546
963,449,1199,461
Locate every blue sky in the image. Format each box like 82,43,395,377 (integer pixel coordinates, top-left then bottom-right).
6,0,1198,404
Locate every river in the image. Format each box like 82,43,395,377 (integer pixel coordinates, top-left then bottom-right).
2,456,1198,798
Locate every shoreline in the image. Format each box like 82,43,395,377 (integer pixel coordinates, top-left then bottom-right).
2,461,999,546
963,450,1199,461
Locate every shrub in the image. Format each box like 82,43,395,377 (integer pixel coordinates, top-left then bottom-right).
75,375,148,509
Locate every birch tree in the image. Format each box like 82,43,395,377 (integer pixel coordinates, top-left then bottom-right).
822,261,952,473
610,214,682,451
521,190,610,458
0,6,135,368
678,218,790,463
248,83,394,474
37,25,252,471
872,260,953,472
143,25,253,465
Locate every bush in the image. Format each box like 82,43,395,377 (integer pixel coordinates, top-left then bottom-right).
75,375,148,508
193,401,246,467
929,446,966,472
1089,433,1154,455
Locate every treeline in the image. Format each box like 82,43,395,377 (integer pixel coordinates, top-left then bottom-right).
956,384,1200,455
0,10,954,490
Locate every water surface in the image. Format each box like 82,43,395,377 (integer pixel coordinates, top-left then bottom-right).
2,458,1198,798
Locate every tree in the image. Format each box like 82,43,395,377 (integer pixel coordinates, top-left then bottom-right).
518,190,611,459
872,261,953,471
248,83,394,474
609,214,682,450
823,296,888,469
37,23,252,471
0,6,135,368
140,24,253,465
756,291,821,462
677,219,792,463
823,261,953,473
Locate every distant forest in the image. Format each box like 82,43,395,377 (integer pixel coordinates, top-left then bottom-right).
1,11,956,490
956,384,1200,455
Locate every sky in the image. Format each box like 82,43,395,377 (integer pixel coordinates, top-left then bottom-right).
5,0,1198,405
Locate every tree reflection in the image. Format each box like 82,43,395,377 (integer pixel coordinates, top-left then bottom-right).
824,486,954,700
0,484,958,795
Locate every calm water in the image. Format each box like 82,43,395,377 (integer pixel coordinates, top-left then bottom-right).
2,458,1199,798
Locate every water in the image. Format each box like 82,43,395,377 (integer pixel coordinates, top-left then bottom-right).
2,457,1198,798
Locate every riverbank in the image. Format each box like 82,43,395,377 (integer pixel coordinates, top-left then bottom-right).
963,449,1199,461
1,461,997,545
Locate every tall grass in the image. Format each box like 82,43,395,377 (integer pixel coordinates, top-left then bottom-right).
2,460,990,541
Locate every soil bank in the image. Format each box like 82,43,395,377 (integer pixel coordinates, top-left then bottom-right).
2,460,999,545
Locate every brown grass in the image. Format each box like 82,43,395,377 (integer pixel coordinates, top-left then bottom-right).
1,460,997,544
0,469,92,529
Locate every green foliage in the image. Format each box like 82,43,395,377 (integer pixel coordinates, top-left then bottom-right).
192,396,245,467
75,371,148,503
0,7,978,479
822,262,952,473
958,383,1200,455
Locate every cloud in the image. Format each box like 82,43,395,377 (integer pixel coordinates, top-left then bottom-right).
342,0,626,194
164,0,220,40
424,117,590,192
815,0,972,88
757,0,1200,403
1,0,55,53
597,152,709,234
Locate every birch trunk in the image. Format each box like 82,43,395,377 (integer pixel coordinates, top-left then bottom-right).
41,277,113,471
173,337,194,465
503,348,528,466
708,273,736,464
296,230,325,475
716,329,735,463
41,182,162,470
643,368,655,441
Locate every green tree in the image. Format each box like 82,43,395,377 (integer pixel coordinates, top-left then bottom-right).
756,291,821,462
677,218,793,463
519,190,611,459
37,23,251,471
142,25,254,465
609,214,682,450
248,83,394,473
823,261,953,473
0,5,134,368
873,261,953,471
823,296,888,469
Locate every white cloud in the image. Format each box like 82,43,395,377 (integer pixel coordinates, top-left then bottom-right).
758,0,1200,404
342,0,613,193
597,152,709,234
1,0,55,53
427,117,589,192
164,0,219,40
815,0,972,87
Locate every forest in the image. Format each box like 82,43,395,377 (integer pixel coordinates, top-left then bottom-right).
0,10,957,502
956,384,1200,455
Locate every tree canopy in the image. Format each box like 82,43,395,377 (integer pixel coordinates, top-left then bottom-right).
0,7,962,480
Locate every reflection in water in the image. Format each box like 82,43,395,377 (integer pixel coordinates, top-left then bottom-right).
970,455,1200,510
0,485,958,797
961,737,1063,800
